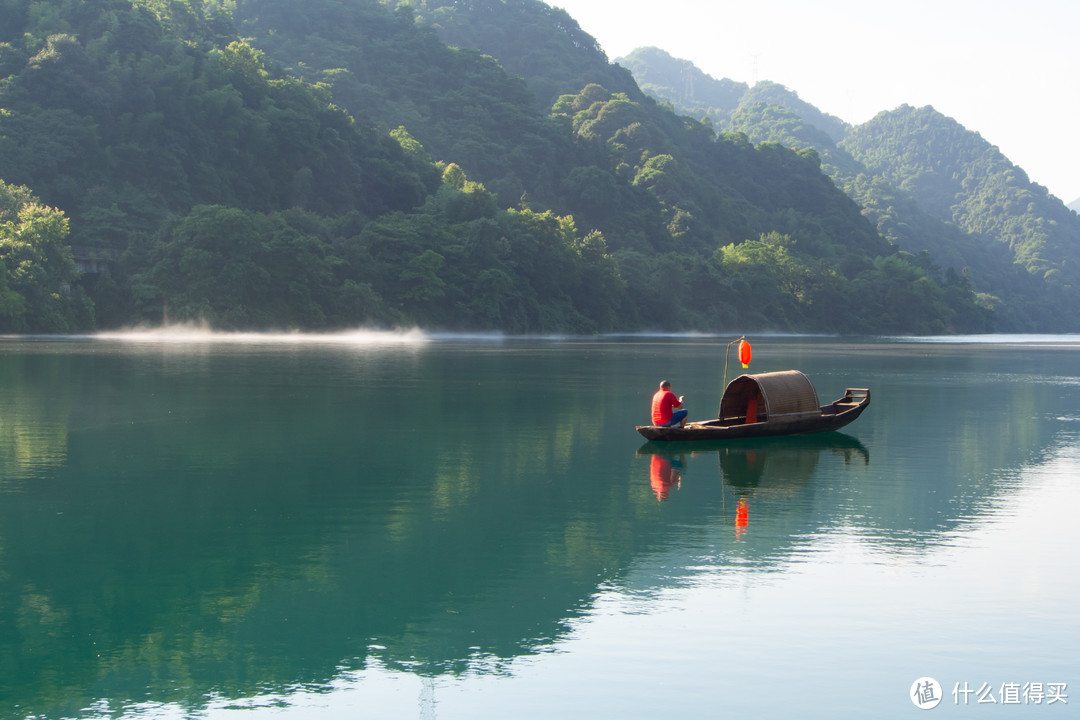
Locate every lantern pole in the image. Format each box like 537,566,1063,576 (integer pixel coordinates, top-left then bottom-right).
721,335,745,415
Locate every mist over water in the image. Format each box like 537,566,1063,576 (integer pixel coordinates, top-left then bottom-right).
56,326,1080,349
86,323,431,346
892,333,1080,345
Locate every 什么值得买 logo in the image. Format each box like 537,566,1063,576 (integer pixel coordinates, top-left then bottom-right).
911,677,943,709
910,677,1068,709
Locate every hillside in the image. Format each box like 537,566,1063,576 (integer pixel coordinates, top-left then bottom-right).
0,0,1040,334
622,46,1080,331
842,106,1080,329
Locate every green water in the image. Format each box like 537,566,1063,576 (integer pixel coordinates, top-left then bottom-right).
1,334,1077,718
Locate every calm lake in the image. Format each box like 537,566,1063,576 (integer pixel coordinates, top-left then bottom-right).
1,332,1077,719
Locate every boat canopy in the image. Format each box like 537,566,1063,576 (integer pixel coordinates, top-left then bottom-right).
719,370,821,422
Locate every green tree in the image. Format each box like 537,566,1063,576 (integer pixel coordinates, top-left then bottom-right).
399,248,447,303
0,180,88,332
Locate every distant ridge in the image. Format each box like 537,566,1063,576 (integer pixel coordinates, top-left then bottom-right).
618,45,1080,332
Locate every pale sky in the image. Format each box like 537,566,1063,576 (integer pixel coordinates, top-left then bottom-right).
553,0,1080,204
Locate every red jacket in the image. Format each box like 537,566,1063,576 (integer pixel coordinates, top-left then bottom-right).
651,389,682,425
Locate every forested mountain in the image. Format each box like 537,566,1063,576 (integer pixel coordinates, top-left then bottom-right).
622,46,1080,331
842,106,1080,329
0,0,1062,334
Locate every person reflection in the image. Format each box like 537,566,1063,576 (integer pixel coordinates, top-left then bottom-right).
649,453,683,500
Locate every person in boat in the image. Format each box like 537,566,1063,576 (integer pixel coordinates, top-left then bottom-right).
651,380,688,427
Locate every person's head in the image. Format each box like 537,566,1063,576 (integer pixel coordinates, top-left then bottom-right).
659,380,671,390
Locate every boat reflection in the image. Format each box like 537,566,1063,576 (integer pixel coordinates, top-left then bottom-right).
638,432,869,490
638,433,870,538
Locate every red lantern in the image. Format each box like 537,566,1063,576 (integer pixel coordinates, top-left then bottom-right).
738,339,752,368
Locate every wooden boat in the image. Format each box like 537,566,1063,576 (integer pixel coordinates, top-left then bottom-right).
636,370,869,442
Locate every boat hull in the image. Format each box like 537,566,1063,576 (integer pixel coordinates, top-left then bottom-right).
636,389,870,442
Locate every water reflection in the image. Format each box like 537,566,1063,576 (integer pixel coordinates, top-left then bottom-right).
0,352,72,483
0,337,1075,719
0,342,624,717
